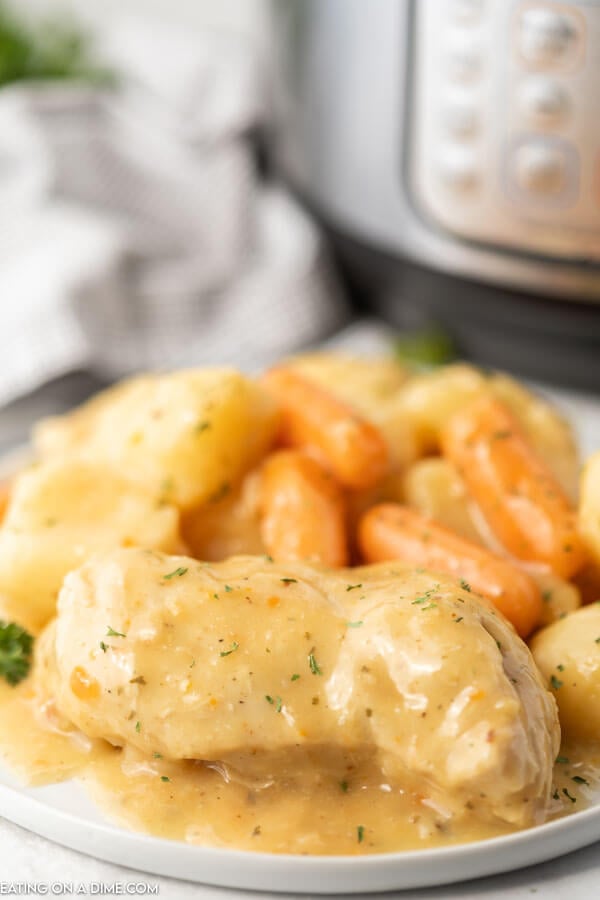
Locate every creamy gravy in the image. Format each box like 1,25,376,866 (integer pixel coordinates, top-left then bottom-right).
0,678,598,856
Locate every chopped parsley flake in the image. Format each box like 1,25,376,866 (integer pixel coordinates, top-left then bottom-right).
153,752,163,759
346,584,362,592
455,617,464,623
459,580,471,592
339,780,349,793
596,637,600,644
106,626,126,638
99,641,108,653
542,590,553,603
346,621,363,628
265,695,283,712
550,675,563,691
224,585,233,593
160,776,171,783
163,567,188,580
357,825,365,844
308,652,323,675
562,788,576,803
194,421,211,434
281,578,297,584
556,664,565,672
220,641,239,658
556,756,570,765
291,674,300,681
135,721,141,733
572,775,589,786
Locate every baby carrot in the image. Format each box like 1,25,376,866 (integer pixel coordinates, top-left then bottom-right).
441,396,586,579
259,450,349,566
0,480,10,524
262,367,390,490
358,503,543,637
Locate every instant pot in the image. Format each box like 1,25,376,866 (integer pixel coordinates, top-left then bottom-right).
272,0,600,387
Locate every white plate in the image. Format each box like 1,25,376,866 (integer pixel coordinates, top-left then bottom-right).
1,765,599,894
1,384,600,893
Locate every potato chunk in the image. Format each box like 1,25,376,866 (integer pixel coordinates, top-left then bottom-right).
0,459,182,631
34,369,279,510
531,605,600,742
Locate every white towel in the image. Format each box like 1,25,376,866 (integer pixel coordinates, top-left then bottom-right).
0,13,348,406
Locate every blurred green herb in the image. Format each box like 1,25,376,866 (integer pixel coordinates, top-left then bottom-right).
0,619,33,685
394,327,457,370
0,2,114,89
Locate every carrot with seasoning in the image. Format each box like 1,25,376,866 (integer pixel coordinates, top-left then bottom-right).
259,450,349,566
358,503,543,637
262,367,389,491
441,396,586,579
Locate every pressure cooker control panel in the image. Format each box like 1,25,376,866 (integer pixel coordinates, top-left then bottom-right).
410,0,600,260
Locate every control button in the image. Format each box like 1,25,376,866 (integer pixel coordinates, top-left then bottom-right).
513,142,568,195
452,0,484,22
519,8,579,67
519,79,569,125
446,33,482,81
438,147,479,189
443,91,480,136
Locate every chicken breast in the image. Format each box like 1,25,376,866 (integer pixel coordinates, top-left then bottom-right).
51,549,559,828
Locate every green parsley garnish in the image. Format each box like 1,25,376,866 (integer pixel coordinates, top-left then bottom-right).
595,637,600,644
194,421,211,434
346,621,363,628
163,567,188,580
99,641,108,653
106,626,126,638
357,825,365,844
224,585,233,593
135,721,141,733
153,752,163,759
455,617,464,623
459,580,471,592
339,780,349,793
542,590,553,603
556,756,570,765
160,776,171,783
394,327,456,370
220,642,239,658
291,674,300,681
308,652,323,675
281,578,297,584
346,584,362,592
0,620,33,686
562,788,576,803
550,675,564,690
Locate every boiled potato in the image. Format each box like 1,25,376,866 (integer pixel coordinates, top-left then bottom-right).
530,605,600,742
288,353,418,469
535,571,581,628
579,452,600,569
181,470,265,561
0,459,182,632
489,374,579,502
34,369,279,511
396,364,487,454
402,457,482,544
